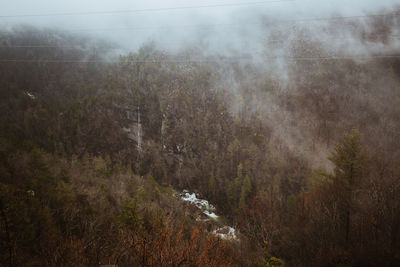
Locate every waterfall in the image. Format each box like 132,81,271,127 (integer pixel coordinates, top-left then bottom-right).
161,114,166,149
137,106,142,153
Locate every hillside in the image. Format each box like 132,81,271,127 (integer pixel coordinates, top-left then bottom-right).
1,14,400,266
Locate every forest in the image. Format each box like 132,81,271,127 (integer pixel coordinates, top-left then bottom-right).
1,5,400,267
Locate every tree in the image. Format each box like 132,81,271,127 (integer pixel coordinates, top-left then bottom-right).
239,174,251,210
208,172,216,198
329,130,366,244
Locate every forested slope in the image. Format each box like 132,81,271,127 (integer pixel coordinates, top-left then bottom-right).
1,18,400,266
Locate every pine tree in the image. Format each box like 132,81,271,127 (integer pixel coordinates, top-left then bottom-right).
329,130,366,243
239,174,251,210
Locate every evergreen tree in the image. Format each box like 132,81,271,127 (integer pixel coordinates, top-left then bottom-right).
329,130,366,243
239,174,251,210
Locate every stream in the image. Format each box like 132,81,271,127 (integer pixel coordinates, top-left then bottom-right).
179,190,238,240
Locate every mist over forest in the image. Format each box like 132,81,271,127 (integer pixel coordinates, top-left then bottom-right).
1,1,400,266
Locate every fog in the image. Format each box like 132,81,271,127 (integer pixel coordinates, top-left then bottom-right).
1,0,399,54
1,0,400,170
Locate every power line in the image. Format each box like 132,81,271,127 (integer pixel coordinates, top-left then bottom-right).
263,34,400,43
0,32,399,49
280,12,400,22
59,11,400,32
0,45,81,48
1,55,400,64
279,55,400,60
0,58,249,63
0,0,294,18
1,11,398,35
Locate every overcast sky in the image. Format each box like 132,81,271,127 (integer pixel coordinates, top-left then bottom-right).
0,0,399,53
